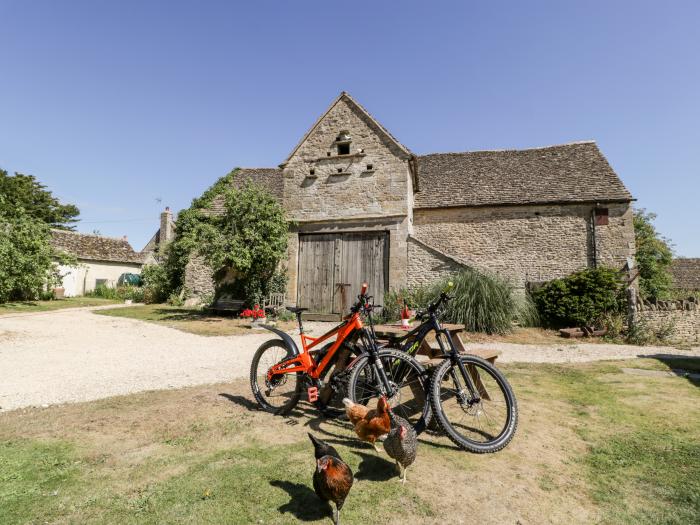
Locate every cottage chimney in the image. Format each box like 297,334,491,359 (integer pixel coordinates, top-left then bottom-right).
160,206,174,245
122,235,128,241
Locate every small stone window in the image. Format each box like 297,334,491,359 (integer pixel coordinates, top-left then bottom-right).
337,168,343,173
366,164,373,171
336,130,351,155
309,168,315,176
595,208,609,226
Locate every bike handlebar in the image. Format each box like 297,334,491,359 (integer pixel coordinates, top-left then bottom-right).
415,290,453,320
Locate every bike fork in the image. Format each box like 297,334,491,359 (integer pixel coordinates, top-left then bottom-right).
439,331,480,404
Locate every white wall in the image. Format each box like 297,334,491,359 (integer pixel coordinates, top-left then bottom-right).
57,260,142,297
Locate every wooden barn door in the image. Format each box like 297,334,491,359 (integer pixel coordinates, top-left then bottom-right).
297,232,389,318
296,234,336,314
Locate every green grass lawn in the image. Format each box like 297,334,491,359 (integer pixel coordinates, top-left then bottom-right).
95,304,296,336
0,297,121,316
1,357,698,524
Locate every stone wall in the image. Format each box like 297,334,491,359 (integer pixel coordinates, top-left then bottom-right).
634,298,700,343
407,237,464,287
184,254,215,302
282,95,414,302
282,95,412,222
410,202,635,288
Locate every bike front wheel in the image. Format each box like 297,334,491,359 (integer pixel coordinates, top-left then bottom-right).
430,355,517,453
347,349,431,433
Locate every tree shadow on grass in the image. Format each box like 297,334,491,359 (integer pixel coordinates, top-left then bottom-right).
154,308,222,323
643,353,700,387
269,480,330,521
352,450,396,481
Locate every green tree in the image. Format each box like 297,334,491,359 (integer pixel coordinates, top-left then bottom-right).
633,209,673,299
0,169,80,229
0,204,73,302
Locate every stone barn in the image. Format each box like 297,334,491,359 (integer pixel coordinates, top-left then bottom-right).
186,92,635,318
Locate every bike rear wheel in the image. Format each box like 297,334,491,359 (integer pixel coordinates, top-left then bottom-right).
249,340,302,415
347,349,431,433
430,355,517,453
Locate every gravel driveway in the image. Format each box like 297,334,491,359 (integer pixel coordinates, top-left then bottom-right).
1,307,698,412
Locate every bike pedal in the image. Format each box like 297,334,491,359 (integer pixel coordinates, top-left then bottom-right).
307,386,319,403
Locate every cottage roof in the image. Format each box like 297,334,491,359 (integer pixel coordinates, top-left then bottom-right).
413,141,633,208
51,229,144,264
208,167,283,214
670,258,700,291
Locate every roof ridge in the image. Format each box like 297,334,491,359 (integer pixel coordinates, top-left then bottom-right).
419,141,598,157
51,228,132,243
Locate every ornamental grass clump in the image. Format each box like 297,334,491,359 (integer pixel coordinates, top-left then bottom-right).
439,267,528,334
382,267,534,334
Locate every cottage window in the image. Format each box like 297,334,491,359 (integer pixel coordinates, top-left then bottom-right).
309,168,315,176
337,142,350,155
366,164,373,171
337,168,343,173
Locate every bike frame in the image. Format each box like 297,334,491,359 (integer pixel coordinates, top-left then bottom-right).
390,305,482,402
266,312,364,382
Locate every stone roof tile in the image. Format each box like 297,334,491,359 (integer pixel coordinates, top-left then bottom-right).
414,142,633,208
51,229,144,264
670,258,700,291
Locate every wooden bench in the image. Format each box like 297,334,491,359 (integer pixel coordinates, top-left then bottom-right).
206,295,245,315
262,292,286,315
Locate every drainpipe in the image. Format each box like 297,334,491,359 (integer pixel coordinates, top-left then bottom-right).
590,207,598,269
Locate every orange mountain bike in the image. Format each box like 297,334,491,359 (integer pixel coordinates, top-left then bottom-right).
249,284,430,430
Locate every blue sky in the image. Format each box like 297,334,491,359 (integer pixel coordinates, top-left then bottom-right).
1,0,698,255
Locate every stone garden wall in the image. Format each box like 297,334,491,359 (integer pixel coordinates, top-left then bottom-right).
634,298,700,343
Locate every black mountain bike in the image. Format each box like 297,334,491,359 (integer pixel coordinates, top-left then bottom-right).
386,289,518,453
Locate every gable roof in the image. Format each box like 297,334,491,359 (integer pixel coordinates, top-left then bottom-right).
208,168,283,215
670,258,700,291
51,229,144,264
413,141,633,209
280,91,413,166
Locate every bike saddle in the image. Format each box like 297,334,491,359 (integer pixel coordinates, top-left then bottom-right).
286,306,308,314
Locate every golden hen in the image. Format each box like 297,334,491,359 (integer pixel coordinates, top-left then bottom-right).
342,396,391,451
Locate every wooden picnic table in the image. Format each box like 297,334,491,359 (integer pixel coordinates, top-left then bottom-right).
371,322,500,364
372,322,500,412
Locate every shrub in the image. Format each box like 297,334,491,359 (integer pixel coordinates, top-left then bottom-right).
533,267,626,328
140,264,170,303
87,285,144,302
379,284,439,323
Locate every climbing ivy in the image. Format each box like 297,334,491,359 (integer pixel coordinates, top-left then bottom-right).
161,169,288,304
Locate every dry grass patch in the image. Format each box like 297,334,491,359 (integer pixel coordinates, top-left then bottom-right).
1,358,698,524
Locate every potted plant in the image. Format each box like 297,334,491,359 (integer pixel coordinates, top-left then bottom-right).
240,304,267,327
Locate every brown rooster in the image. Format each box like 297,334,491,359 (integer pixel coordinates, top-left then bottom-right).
309,434,353,525
342,396,391,451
